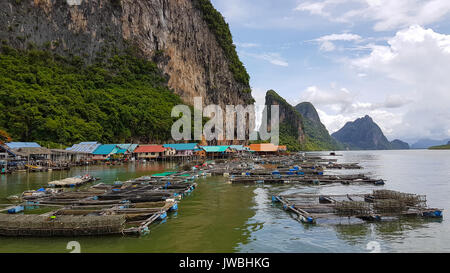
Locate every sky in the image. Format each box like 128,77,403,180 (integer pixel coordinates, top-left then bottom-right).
210,0,450,144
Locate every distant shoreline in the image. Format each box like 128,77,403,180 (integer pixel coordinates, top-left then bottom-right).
428,145,450,150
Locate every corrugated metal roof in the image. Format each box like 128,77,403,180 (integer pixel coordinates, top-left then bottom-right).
229,145,250,151
6,142,41,149
12,147,51,156
0,144,17,157
116,144,139,152
134,145,166,153
66,142,101,153
92,144,118,155
201,146,231,153
163,143,198,151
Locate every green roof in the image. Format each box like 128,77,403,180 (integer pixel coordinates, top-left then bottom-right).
151,171,177,177
163,143,198,151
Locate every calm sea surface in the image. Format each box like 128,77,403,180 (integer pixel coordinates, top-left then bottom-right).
0,150,449,253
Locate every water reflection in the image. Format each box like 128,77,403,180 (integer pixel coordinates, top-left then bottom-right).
1,150,449,252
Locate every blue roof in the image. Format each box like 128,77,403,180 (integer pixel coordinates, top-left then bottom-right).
163,143,198,151
66,142,101,153
92,144,119,155
6,142,41,149
115,149,128,154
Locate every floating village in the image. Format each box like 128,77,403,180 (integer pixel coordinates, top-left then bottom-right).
0,142,444,237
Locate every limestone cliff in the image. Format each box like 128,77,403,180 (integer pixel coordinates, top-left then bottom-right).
295,102,342,151
0,0,253,107
262,90,306,151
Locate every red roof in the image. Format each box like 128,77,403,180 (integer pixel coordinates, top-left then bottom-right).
134,145,165,153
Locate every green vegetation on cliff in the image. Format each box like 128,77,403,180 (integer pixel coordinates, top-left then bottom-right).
264,90,341,151
265,90,305,151
193,0,250,87
301,118,343,151
295,102,343,151
0,46,183,146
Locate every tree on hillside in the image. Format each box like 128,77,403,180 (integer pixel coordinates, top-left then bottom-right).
0,129,11,144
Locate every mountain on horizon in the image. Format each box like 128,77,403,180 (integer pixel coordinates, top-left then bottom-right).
390,139,410,150
331,115,409,150
411,138,450,149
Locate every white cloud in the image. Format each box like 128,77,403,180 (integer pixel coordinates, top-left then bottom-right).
299,85,356,113
383,94,411,109
297,85,408,137
243,52,289,67
316,33,362,42
236,42,260,48
314,33,362,51
319,41,336,52
350,25,450,140
295,1,330,17
315,108,402,136
296,0,450,31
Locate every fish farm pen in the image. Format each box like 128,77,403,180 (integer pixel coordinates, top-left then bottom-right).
0,170,201,237
272,190,443,224
0,152,444,237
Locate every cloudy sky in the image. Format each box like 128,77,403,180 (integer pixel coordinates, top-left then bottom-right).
211,0,450,143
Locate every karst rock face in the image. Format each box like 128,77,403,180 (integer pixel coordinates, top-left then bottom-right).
332,115,392,150
295,102,321,124
295,102,342,151
1,0,253,107
264,90,306,144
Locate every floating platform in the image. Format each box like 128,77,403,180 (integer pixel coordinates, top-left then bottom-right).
1,170,198,237
273,190,443,225
0,214,126,237
230,174,384,185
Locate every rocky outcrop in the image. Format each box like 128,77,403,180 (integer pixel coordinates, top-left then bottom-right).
0,0,253,107
332,115,392,150
264,90,306,145
295,102,342,151
295,102,321,124
390,139,410,150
